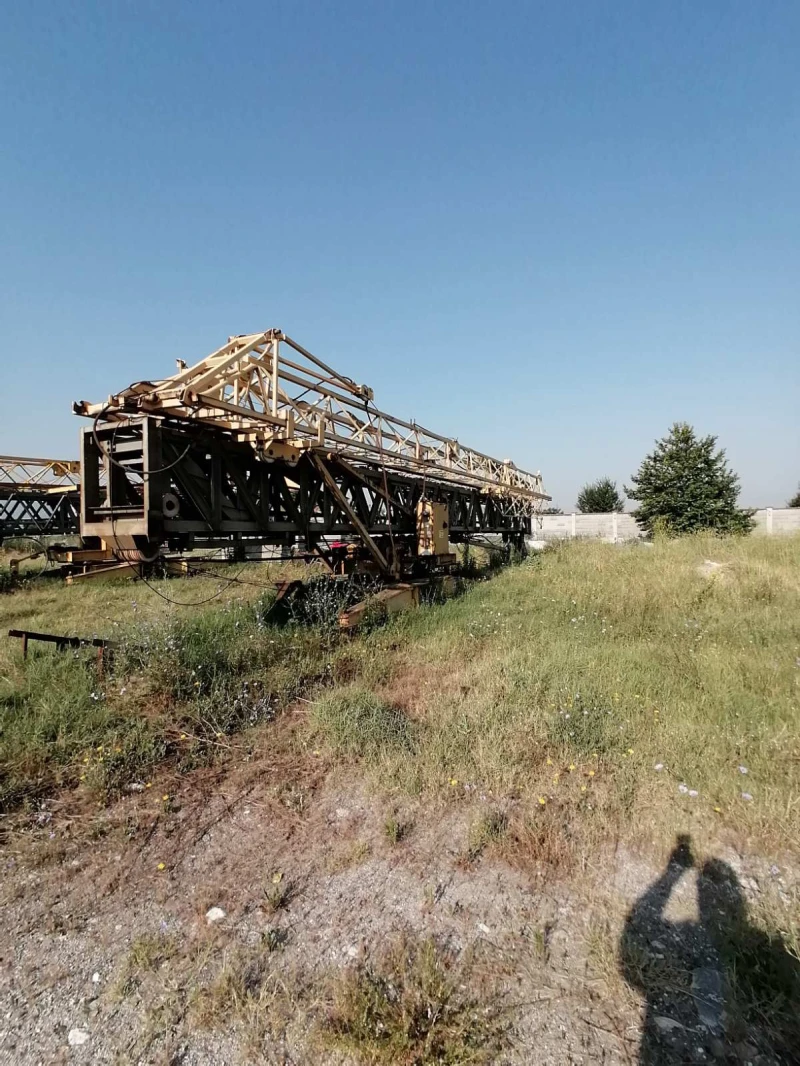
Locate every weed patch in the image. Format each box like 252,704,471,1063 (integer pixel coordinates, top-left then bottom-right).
384,811,409,845
311,685,414,759
465,807,508,862
320,935,508,1065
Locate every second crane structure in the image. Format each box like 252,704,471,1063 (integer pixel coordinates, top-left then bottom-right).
74,329,549,579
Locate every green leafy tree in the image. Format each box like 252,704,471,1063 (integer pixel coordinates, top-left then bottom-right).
541,506,564,515
626,423,754,536
577,478,624,513
788,485,800,508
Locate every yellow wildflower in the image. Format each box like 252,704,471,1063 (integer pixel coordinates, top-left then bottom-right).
538,796,547,806
162,794,169,802
271,871,282,884
627,748,634,755
546,757,553,766
145,782,152,789
157,862,165,871
580,785,587,792
588,770,595,777
568,763,576,772
449,777,458,787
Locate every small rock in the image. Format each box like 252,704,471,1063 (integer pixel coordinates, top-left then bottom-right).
741,792,753,802
205,906,227,924
346,944,358,958
68,1028,90,1047
126,782,145,792
654,1016,684,1033
335,807,349,819
477,922,491,934
91,972,100,984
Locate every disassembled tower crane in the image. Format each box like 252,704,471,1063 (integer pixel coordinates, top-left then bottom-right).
0,455,80,543
74,330,548,578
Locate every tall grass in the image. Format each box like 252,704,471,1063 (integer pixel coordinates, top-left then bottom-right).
324,534,800,853
0,575,342,809
2,535,799,857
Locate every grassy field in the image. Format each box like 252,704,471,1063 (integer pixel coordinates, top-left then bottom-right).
333,532,800,858
2,534,799,1062
2,535,798,854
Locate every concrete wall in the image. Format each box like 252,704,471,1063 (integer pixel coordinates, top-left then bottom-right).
537,508,800,543
752,508,800,536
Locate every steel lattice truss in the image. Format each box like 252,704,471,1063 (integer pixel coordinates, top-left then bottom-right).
80,419,534,569
74,330,547,511
0,455,80,542
0,455,80,493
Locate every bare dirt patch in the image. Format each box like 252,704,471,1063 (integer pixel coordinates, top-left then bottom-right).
2,739,796,1064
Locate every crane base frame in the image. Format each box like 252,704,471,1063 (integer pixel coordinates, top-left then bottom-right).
80,418,531,577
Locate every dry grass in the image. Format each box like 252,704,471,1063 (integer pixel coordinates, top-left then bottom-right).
319,934,508,1065
4,533,799,858
187,933,509,1064
326,838,372,874
348,534,800,857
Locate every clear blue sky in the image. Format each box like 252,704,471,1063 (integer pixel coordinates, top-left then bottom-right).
1,1,798,508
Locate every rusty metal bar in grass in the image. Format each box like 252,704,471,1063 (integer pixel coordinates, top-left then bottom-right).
8,628,115,676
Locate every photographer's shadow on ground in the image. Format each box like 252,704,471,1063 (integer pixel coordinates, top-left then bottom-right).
619,834,800,1064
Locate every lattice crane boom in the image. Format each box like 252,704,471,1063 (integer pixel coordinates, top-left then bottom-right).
0,455,80,494
0,456,81,542
74,330,547,509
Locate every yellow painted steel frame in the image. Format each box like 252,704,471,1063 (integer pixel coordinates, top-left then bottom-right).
0,455,80,495
74,330,549,514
